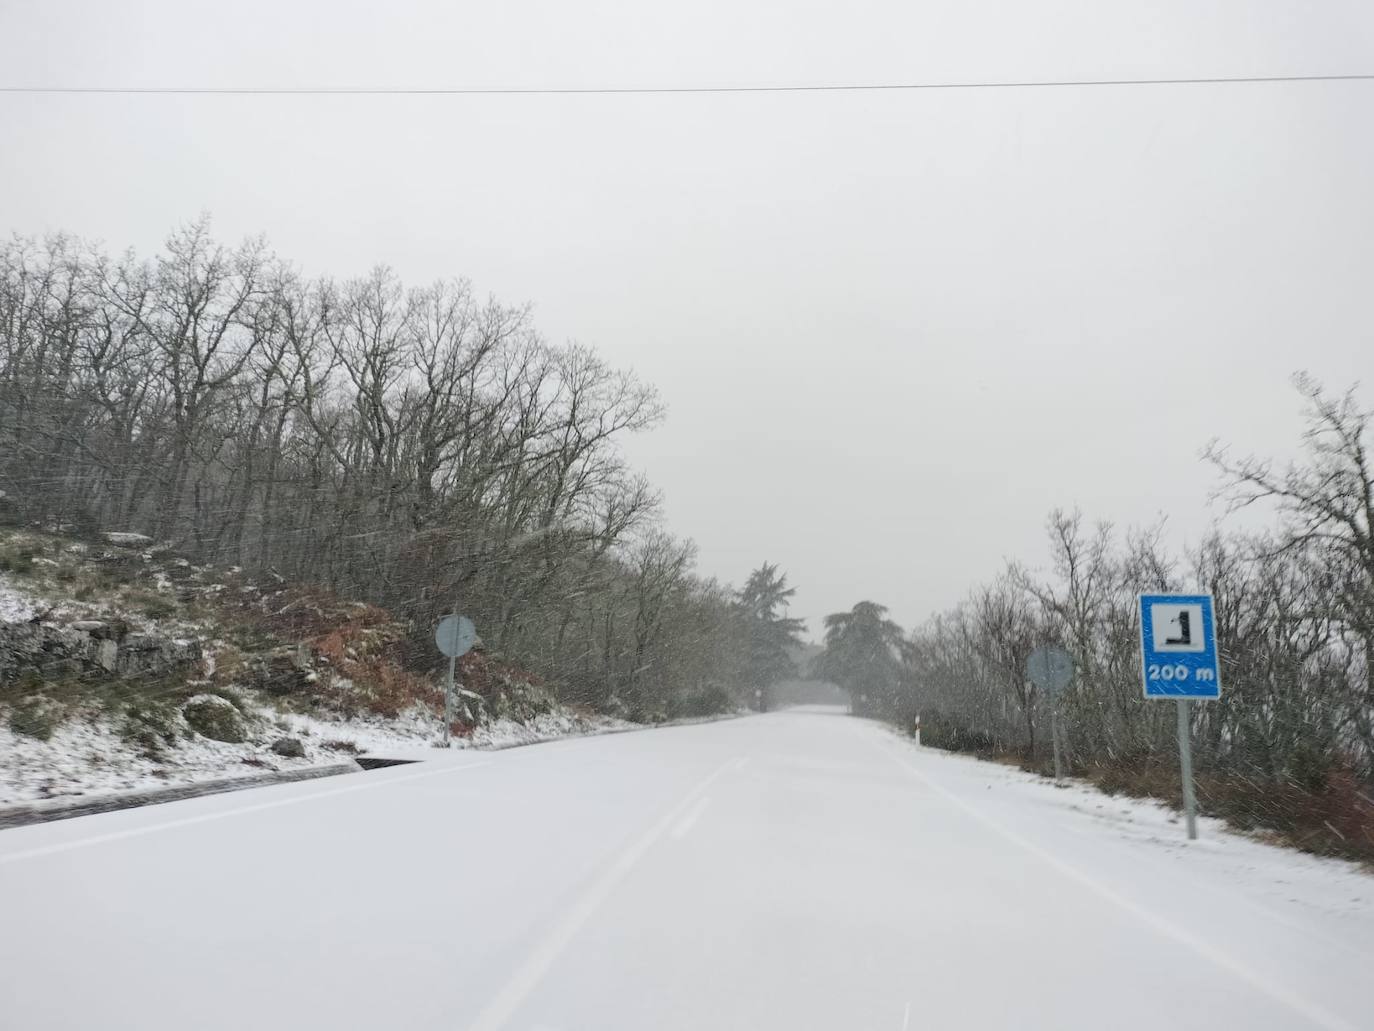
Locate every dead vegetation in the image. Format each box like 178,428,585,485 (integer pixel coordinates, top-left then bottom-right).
922,726,1374,866
0,524,561,761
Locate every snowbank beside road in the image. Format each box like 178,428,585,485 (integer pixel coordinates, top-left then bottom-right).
0,715,337,805
888,730,1374,947
0,702,640,807
271,706,636,762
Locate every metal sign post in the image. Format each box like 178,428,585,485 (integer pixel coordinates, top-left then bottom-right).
1055,703,1066,780
1138,593,1221,840
1177,698,1198,839
1026,645,1074,782
444,650,457,745
435,614,478,747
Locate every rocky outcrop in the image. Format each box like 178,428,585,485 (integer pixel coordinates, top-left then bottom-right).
249,646,316,696
0,621,200,683
104,632,198,677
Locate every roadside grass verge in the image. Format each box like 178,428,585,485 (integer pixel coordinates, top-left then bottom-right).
917,720,1374,866
1,669,250,758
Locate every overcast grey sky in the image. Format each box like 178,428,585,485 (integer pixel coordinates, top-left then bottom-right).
2,1,1372,636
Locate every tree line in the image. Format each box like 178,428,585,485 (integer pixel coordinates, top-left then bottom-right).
816,378,1372,852
0,221,803,718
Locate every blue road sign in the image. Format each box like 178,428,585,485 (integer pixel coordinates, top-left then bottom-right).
1138,594,1221,699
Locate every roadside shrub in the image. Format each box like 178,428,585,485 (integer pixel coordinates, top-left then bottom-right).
921,710,997,754
120,704,182,759
1086,759,1179,800
7,697,63,740
182,694,247,743
630,704,669,725
0,542,40,576
1196,767,1374,861
993,747,1374,865
347,660,440,719
127,590,176,621
1284,741,1333,793
666,684,735,719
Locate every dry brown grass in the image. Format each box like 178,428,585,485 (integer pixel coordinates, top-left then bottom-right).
1196,768,1374,862
923,718,1374,865
1076,757,1374,865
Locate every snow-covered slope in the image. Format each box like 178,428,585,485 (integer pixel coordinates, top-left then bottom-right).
0,530,634,807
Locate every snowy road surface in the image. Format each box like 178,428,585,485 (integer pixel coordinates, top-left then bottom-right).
1,709,1371,1031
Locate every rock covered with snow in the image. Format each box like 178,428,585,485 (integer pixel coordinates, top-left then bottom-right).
269,737,306,758
107,632,200,675
101,532,153,548
0,578,37,624
1,619,202,683
249,647,316,696
0,625,80,681
181,695,247,744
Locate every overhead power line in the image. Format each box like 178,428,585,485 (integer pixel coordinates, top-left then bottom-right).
1,73,1373,96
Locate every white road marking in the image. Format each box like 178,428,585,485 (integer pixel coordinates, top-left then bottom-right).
669,795,711,839
878,738,1357,1031
465,756,741,1031
0,760,492,865
902,1000,911,1030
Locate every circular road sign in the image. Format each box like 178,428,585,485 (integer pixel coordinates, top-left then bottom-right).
436,615,477,658
1026,645,1074,695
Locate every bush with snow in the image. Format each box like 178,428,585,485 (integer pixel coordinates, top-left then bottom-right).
181,695,247,744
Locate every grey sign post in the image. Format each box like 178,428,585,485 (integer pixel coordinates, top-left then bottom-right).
1026,645,1074,782
435,614,477,747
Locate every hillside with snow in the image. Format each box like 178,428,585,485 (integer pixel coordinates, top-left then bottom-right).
0,527,631,807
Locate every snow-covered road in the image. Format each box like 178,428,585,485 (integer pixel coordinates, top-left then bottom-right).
1,708,1370,1030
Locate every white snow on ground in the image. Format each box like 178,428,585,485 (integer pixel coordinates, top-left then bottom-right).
270,706,443,760
898,733,1374,932
276,706,638,760
0,716,335,806
0,565,166,629
0,701,641,806
3,711,1366,1031
0,573,37,623
471,710,638,749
